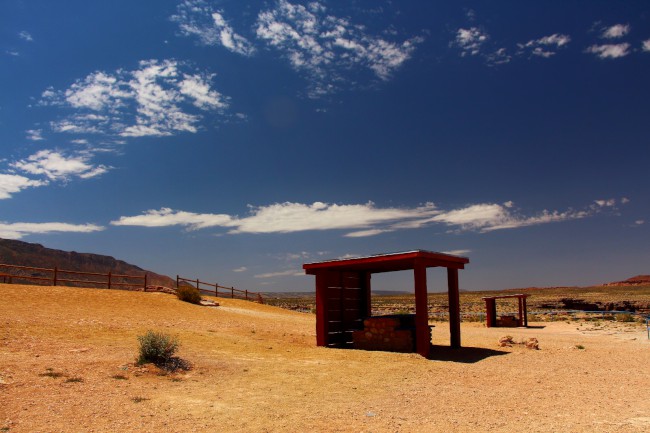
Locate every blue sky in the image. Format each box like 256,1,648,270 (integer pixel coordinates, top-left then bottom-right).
1,0,649,292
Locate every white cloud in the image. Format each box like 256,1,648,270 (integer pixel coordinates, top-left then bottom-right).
63,71,130,111
254,269,303,278
453,27,488,56
111,200,606,237
111,207,233,230
229,201,438,234
442,249,471,256
643,39,650,52
232,266,248,273
518,33,571,58
594,198,616,207
344,229,391,238
172,1,256,56
11,150,110,181
40,59,229,138
255,0,422,97
171,0,421,97
0,173,46,199
26,129,44,141
585,43,631,59
0,221,104,240
601,24,630,39
18,31,33,42
179,73,228,109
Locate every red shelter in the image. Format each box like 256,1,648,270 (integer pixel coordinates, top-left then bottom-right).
303,250,469,357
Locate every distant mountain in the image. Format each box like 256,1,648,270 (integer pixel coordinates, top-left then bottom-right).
0,238,175,288
604,275,650,286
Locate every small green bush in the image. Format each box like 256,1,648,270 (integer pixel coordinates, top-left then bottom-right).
176,286,202,304
137,330,179,366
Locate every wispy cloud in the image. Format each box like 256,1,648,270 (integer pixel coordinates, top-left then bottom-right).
18,31,33,42
642,39,650,52
255,0,423,97
585,43,631,59
232,266,248,272
442,249,471,256
172,0,255,56
451,27,511,65
0,221,104,240
40,59,229,138
11,150,110,182
601,24,630,39
0,174,46,199
111,207,233,229
453,27,489,57
254,269,303,278
518,33,571,58
26,129,45,141
111,199,609,237
172,0,422,98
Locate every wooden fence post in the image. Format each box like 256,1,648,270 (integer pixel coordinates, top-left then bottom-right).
245,289,248,300
53,266,58,286
196,279,200,290
176,275,179,289
108,272,111,290
144,273,148,290
231,287,234,298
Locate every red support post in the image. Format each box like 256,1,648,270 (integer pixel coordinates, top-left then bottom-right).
363,272,372,317
447,267,461,349
315,272,329,347
523,296,528,327
413,263,430,357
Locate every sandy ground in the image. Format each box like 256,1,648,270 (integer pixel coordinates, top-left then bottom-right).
1,283,649,432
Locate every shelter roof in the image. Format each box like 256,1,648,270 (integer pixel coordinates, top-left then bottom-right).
303,250,469,274
481,294,530,300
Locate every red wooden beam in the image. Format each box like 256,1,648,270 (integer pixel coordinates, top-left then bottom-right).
413,263,430,357
315,271,329,347
447,268,461,348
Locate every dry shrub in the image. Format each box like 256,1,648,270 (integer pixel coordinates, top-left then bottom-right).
176,286,202,304
137,330,179,366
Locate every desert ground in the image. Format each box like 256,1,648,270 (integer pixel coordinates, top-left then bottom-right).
1,283,649,432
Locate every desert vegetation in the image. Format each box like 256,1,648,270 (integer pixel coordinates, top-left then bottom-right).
265,284,650,321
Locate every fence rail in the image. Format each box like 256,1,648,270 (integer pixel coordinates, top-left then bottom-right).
177,275,264,304
0,263,148,290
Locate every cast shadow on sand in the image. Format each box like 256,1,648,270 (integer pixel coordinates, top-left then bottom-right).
427,345,509,363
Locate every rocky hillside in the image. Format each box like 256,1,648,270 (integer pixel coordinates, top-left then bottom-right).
604,275,650,286
0,238,175,288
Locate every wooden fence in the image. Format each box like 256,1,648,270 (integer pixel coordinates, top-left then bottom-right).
0,263,148,290
177,275,264,304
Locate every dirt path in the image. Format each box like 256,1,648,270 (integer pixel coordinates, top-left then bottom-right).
1,284,649,432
